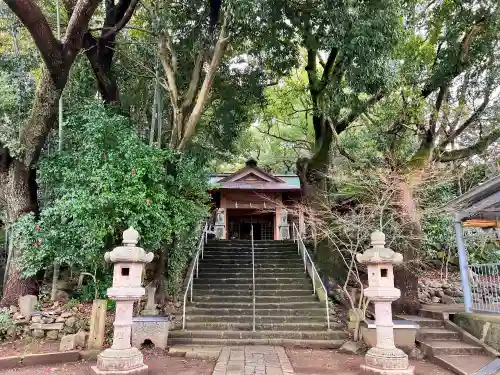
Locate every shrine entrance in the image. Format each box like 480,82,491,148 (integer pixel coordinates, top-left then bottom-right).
227,209,275,240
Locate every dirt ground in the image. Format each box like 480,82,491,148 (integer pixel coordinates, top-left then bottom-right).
0,348,457,375
287,349,455,375
0,355,215,375
0,338,60,357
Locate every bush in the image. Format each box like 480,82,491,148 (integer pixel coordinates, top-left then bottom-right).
13,103,209,278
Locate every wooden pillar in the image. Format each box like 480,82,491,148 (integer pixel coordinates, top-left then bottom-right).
87,299,107,350
299,209,305,236
274,193,282,240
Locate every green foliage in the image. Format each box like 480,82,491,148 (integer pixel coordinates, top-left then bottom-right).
167,229,202,297
0,311,12,340
13,103,209,277
74,271,113,302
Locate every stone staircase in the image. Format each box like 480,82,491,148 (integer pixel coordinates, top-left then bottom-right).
170,240,347,347
397,309,498,375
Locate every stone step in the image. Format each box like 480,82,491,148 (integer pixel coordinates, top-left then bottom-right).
194,277,307,285
204,247,298,252
191,301,321,309
205,248,299,253
198,269,304,279
419,339,484,356
170,329,346,340
417,328,460,341
168,337,345,349
183,321,330,331
185,314,328,324
192,295,317,303
433,354,494,375
202,256,301,262
418,308,447,320
200,259,304,266
193,289,313,297
200,265,304,271
186,307,327,317
206,240,295,246
194,283,312,291
395,314,444,328
203,249,300,259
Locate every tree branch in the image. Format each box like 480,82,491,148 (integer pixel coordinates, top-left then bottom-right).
101,0,139,40
159,32,179,105
437,129,500,162
428,84,448,137
336,91,384,134
180,51,204,114
328,119,357,163
3,0,62,74
440,92,490,149
63,0,101,55
177,16,231,150
256,126,311,150
305,47,318,98
421,20,486,98
318,47,338,93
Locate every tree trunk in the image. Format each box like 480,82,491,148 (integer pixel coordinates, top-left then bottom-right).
296,116,333,196
1,71,63,306
0,160,39,306
153,245,167,305
392,178,422,314
392,266,420,314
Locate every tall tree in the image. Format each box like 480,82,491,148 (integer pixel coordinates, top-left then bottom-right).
0,0,100,306
252,0,500,312
81,0,140,104
153,0,297,151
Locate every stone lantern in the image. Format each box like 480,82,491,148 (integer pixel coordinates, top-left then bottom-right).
356,231,415,375
92,227,154,375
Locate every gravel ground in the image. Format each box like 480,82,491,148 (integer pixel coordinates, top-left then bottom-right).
287,349,455,375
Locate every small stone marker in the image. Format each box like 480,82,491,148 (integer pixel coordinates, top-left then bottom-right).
357,231,415,375
91,227,153,375
60,334,77,351
19,295,38,318
140,286,159,316
87,299,107,350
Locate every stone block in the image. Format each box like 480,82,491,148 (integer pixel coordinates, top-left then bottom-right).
339,340,366,355
60,334,77,351
19,295,38,318
65,316,77,328
75,329,88,348
132,316,170,350
33,329,45,338
30,322,64,331
46,330,59,340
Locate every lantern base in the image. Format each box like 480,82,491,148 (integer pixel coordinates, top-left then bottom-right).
360,365,415,375
91,347,148,375
361,347,414,375
91,366,148,375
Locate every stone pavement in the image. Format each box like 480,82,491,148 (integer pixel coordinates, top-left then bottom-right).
213,346,295,375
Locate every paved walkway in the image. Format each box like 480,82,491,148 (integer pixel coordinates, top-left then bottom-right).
213,346,295,375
